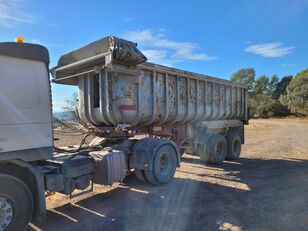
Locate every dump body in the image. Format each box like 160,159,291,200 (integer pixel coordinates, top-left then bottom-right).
79,63,247,126
53,36,248,127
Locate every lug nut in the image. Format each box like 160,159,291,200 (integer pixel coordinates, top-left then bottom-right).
1,203,6,208
2,224,6,228
7,215,11,220
6,208,11,213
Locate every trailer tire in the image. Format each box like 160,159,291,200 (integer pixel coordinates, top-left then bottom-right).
144,144,177,185
0,174,33,231
226,133,241,160
203,134,227,164
135,169,148,183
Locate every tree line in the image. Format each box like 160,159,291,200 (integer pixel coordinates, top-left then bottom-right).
230,68,308,118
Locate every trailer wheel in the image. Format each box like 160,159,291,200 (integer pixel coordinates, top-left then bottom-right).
226,133,241,160
0,174,33,231
202,134,227,164
135,169,148,183
144,144,177,185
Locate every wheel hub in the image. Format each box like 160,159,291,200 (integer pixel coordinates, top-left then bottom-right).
0,196,13,231
216,143,222,154
159,153,169,173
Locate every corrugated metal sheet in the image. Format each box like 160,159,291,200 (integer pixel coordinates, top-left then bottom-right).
77,63,247,126
52,36,248,127
56,36,146,68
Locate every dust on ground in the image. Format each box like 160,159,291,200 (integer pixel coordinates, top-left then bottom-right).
29,119,308,231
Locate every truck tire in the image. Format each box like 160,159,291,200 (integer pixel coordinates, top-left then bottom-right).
135,169,148,183
226,133,241,160
202,134,227,164
0,174,33,231
144,143,178,185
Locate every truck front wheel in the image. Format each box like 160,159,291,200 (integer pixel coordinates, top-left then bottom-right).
0,174,33,231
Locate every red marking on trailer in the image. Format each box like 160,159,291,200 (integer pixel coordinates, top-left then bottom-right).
118,105,137,110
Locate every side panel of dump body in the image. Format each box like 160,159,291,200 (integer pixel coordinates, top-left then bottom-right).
53,36,248,128
78,63,248,126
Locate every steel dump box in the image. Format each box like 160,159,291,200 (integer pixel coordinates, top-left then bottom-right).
53,36,248,127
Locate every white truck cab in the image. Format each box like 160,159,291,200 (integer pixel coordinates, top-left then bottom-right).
0,42,53,161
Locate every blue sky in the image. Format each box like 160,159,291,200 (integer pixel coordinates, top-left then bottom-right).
1,0,307,112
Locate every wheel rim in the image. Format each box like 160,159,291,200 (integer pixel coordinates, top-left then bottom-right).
0,196,13,231
159,153,169,173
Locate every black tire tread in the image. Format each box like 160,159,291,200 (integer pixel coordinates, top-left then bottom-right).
144,170,160,185
206,134,227,164
226,133,241,160
135,169,148,183
0,173,33,231
133,138,178,186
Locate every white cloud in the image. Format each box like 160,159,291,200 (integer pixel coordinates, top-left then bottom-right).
124,29,217,65
143,49,166,60
245,42,293,58
0,0,35,27
123,17,135,22
281,63,296,67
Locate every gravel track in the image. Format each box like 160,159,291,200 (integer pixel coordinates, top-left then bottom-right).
28,119,308,231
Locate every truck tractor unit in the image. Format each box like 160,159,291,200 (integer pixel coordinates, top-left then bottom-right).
0,36,248,230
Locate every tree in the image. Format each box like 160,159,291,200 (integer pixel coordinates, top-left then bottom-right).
254,75,269,95
53,92,89,132
231,68,255,92
280,69,308,116
235,72,292,118
273,75,293,100
268,75,293,117
268,75,279,96
62,92,91,128
249,94,276,118
249,75,276,118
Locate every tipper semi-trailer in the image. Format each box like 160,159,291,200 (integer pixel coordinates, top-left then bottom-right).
0,36,248,230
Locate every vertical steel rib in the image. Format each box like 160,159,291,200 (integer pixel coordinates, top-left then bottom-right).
209,82,214,120
100,70,112,125
79,76,90,124
182,78,190,123
240,88,245,118
191,79,199,122
158,73,169,125
98,71,108,124
132,76,141,126
86,74,98,125
143,71,156,125
201,81,207,120
171,75,180,124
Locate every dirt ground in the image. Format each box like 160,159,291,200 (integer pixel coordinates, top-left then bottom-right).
28,119,308,231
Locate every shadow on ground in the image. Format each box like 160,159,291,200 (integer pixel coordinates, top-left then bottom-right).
28,156,308,231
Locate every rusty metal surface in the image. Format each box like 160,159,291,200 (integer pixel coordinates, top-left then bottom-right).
56,36,146,68
77,63,247,127
52,36,248,128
